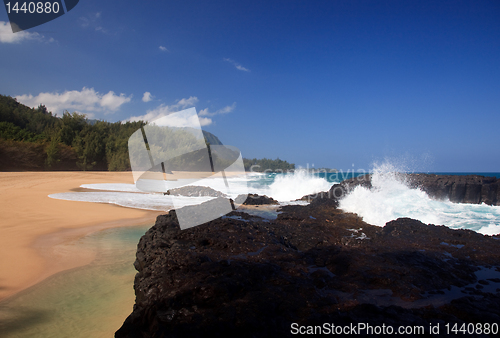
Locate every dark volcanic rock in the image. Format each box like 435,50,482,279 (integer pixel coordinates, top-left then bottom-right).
330,173,500,206
116,199,500,337
166,185,226,198
406,174,500,206
240,193,279,205
297,175,372,203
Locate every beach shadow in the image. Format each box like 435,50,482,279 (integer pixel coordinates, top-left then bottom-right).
0,305,53,336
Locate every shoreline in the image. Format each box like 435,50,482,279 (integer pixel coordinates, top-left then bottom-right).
25,213,159,301
0,171,163,302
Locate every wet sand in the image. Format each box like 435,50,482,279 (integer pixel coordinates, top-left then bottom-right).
0,171,162,301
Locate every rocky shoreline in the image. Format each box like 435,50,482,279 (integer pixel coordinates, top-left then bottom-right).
116,174,500,337
318,173,500,206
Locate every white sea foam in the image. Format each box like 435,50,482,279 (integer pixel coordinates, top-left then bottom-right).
339,162,500,235
49,191,215,212
469,221,500,236
179,170,332,202
265,170,333,201
53,170,331,215
185,174,250,199
81,175,251,198
51,163,500,236
80,183,141,192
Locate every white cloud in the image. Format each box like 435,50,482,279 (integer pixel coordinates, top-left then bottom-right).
100,91,131,111
142,92,154,102
15,87,132,115
79,12,111,34
79,12,99,28
176,96,198,107
198,102,236,117
159,46,168,52
0,21,48,43
128,97,234,127
128,96,200,123
198,117,213,126
151,110,212,128
223,58,250,72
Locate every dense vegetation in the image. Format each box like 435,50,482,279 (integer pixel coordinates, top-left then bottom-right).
0,94,294,172
243,157,295,172
0,94,222,171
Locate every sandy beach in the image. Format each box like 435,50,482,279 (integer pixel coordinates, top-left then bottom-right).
0,171,162,302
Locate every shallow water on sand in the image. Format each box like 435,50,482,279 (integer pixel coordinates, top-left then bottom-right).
0,224,151,338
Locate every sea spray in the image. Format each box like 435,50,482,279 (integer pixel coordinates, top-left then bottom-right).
49,191,214,212
266,170,333,201
339,161,500,235
50,163,500,235
51,170,334,207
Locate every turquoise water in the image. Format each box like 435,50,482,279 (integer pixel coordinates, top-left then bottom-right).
246,171,368,187
249,171,500,187
248,170,500,234
0,225,151,338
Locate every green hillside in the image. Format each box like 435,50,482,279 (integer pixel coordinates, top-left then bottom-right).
0,94,223,171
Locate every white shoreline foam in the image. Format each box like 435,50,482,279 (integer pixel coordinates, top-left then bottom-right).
51,168,499,236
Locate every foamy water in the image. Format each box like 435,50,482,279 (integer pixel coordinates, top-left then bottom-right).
49,191,215,211
49,167,500,235
12,166,499,337
49,170,334,207
339,163,500,235
266,170,333,201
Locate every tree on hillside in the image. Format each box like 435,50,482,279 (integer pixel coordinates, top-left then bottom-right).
243,157,295,172
0,94,231,171
45,134,61,169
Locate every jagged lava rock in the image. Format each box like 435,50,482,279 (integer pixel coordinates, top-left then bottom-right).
116,198,500,337
166,186,227,198
328,173,500,206
240,193,279,205
406,174,500,206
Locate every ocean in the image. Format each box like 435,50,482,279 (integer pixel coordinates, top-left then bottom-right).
1,167,499,337
49,166,500,235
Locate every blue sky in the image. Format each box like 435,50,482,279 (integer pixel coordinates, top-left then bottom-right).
1,0,499,172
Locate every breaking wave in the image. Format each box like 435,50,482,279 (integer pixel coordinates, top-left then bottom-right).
339,162,500,235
